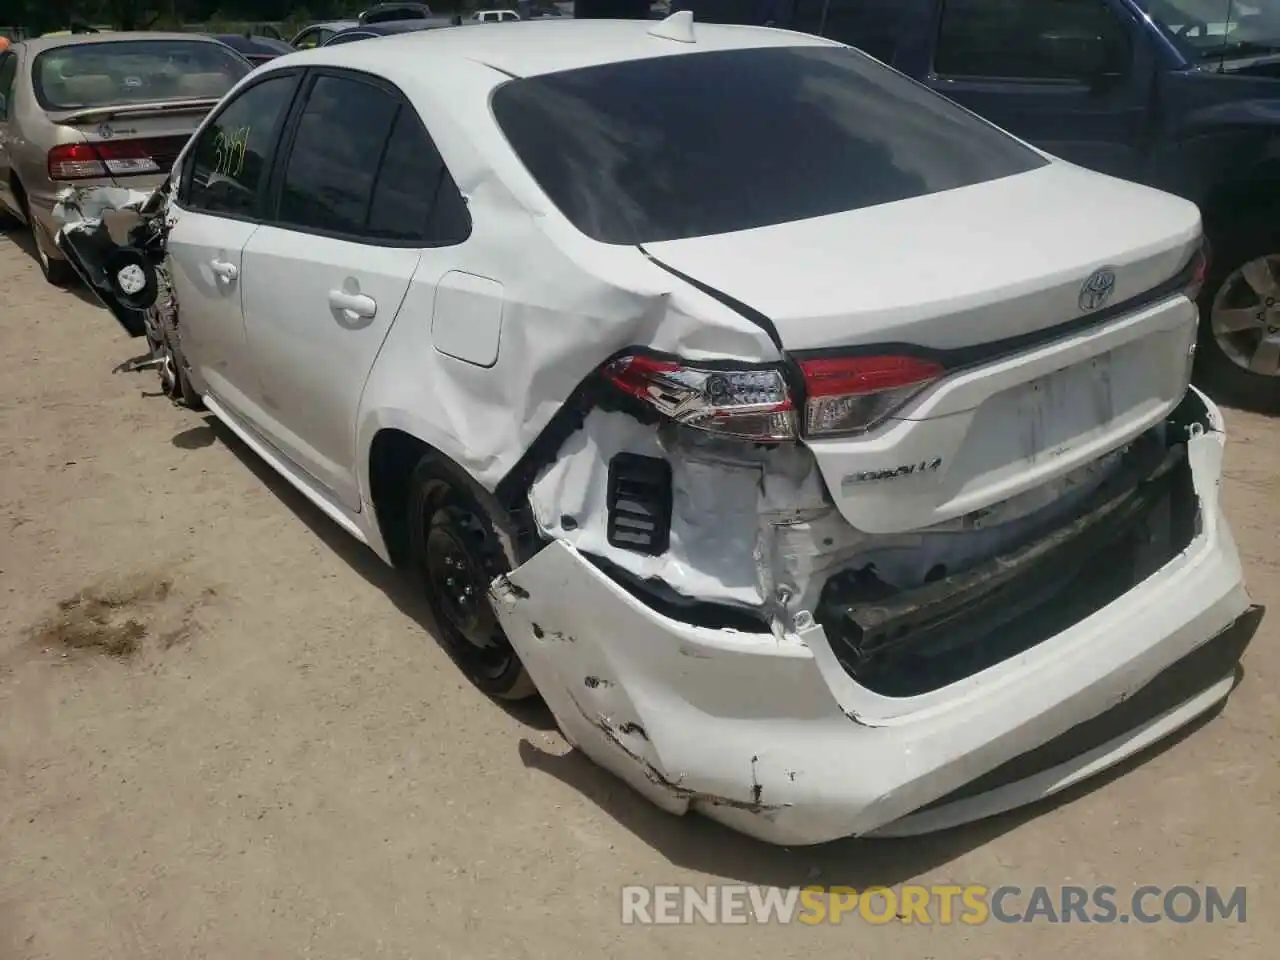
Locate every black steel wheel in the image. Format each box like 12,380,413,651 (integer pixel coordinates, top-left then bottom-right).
146,265,203,410
408,455,535,700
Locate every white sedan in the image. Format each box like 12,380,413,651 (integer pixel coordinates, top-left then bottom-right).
60,13,1260,845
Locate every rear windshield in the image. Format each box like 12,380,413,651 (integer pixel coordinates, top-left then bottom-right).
33,40,252,111
491,46,1048,245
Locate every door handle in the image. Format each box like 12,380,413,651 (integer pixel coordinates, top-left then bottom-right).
328,289,377,320
209,258,238,280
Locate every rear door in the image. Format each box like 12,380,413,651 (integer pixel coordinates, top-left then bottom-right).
925,0,1155,180
166,70,301,416
239,69,467,510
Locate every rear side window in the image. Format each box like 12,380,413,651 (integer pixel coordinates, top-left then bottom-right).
32,39,251,110
491,45,1046,245
185,74,296,217
273,72,470,245
367,107,471,244
276,75,400,235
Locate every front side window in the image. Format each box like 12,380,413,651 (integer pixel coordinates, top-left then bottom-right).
492,45,1046,245
185,74,296,217
276,75,399,235
934,0,1129,80
32,39,251,110
294,29,324,49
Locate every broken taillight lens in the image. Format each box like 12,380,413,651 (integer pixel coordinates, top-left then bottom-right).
799,355,945,438
48,140,162,181
602,353,797,442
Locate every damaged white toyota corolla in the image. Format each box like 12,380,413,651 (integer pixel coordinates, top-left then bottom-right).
58,14,1262,846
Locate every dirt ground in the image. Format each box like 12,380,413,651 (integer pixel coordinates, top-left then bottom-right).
1,226,1277,960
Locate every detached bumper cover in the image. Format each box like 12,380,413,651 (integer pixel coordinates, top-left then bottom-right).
489,389,1256,845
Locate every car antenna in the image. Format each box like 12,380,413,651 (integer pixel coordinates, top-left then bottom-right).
647,9,696,44
1220,0,1235,73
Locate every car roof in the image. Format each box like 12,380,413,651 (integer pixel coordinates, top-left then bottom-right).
335,17,455,36
20,31,231,54
213,33,292,53
300,17,834,80
301,20,359,32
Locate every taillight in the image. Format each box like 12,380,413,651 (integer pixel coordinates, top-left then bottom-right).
48,140,161,181
602,353,797,442
48,143,106,180
799,355,945,438
1184,237,1210,302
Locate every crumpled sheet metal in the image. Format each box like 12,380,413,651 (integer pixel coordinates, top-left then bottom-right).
527,409,831,620
525,408,1131,627
52,185,154,229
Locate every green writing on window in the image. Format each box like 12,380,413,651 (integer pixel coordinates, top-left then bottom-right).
213,125,250,179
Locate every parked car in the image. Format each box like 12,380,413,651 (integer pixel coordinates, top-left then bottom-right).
0,32,252,283
290,20,359,49
211,33,295,66
322,18,457,45
678,0,1280,410
57,16,1259,846
472,9,522,22
359,3,435,24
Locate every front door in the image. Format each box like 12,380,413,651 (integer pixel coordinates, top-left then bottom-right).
924,0,1156,181
165,71,301,417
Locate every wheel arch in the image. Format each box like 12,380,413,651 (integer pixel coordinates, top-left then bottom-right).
1197,158,1280,243
365,423,541,570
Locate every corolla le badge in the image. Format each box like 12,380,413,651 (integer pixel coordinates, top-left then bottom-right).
843,457,943,487
1079,267,1117,312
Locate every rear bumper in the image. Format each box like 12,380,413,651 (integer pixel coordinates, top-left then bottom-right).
489,388,1255,845
28,175,167,259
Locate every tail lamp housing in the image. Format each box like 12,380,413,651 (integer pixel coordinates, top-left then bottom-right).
603,354,798,442
602,352,943,442
1183,237,1210,302
798,354,945,438
48,140,162,181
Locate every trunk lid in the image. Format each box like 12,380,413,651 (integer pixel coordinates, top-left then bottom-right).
52,101,215,181
643,163,1203,535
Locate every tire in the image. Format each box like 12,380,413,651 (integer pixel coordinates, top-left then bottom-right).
166,329,204,410
1195,218,1280,414
408,454,536,700
149,266,204,410
21,193,74,286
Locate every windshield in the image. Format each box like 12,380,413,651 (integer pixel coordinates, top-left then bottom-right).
1141,0,1280,59
34,39,251,111
492,46,1047,245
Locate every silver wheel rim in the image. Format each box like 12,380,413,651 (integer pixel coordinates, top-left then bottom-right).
1211,254,1280,377
117,264,147,296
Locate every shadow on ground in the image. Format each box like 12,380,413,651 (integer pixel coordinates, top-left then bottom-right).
188,414,1237,890
3,226,105,310
199,414,557,735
